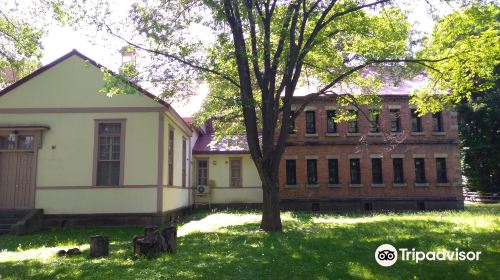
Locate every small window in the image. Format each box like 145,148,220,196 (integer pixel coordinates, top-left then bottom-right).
230,158,242,187
390,109,401,132
347,110,358,133
182,138,187,188
436,158,448,183
369,110,380,133
328,159,339,184
414,158,426,183
326,110,337,133
17,136,35,150
285,159,297,185
393,158,404,184
371,158,383,184
197,160,208,186
307,159,318,184
432,112,443,132
411,109,422,132
168,128,174,186
96,122,123,186
305,111,316,134
350,159,361,184
288,111,296,134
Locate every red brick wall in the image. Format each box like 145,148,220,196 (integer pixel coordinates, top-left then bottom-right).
279,96,462,200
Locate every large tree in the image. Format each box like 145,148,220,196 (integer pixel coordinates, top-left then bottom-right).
417,3,499,192
0,1,68,87
79,0,493,231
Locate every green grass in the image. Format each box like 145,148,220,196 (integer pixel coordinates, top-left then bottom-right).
0,204,499,280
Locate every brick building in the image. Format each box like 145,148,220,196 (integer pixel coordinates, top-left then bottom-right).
278,95,464,211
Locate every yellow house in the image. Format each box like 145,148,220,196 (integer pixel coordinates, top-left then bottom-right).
0,50,193,226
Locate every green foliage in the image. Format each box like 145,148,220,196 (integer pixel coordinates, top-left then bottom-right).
411,3,500,114
0,205,498,279
459,65,500,192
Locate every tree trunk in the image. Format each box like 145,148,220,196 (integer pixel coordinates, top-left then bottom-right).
90,235,109,257
260,179,282,231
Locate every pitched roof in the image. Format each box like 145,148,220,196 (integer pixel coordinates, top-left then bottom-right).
193,133,249,154
0,49,192,135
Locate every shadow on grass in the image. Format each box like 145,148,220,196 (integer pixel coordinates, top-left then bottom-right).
1,209,498,280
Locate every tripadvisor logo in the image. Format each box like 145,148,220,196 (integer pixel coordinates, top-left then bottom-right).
375,244,482,267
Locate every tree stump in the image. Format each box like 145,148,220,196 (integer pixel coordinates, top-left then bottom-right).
133,226,165,258
161,225,177,253
90,235,109,257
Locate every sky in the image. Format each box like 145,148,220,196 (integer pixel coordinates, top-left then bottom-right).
31,0,453,117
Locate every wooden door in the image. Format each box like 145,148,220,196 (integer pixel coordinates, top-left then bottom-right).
0,134,36,209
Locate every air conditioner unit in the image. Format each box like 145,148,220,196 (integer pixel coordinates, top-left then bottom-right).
196,185,210,195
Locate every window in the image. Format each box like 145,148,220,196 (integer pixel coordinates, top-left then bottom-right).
285,159,297,185
197,160,208,186
393,158,404,183
328,159,339,184
369,110,380,133
414,158,426,183
390,109,401,132
305,111,316,134
411,109,422,132
326,110,337,133
371,158,383,184
307,159,318,184
0,135,34,150
432,112,443,132
168,128,174,186
436,158,448,183
350,159,361,184
96,122,123,186
288,111,296,134
230,158,242,187
347,110,358,133
182,138,187,188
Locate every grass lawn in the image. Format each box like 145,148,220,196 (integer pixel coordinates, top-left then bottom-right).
0,204,499,280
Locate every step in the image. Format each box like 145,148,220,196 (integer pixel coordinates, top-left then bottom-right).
0,229,10,235
0,218,21,224
0,224,12,230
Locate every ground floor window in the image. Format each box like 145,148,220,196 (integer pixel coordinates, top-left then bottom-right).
414,158,426,183
393,158,404,183
197,159,208,186
350,159,361,184
230,158,242,187
307,159,318,184
436,158,448,183
328,159,339,184
371,158,383,184
286,159,297,185
95,121,124,186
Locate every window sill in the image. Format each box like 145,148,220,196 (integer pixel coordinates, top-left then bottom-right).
436,182,450,187
328,184,341,188
346,133,361,137
432,132,446,136
393,183,407,187
368,132,382,136
349,184,363,188
305,133,318,137
411,132,425,136
287,133,297,136
371,183,386,188
306,184,320,188
284,184,298,188
415,183,429,187
390,132,403,136
325,133,339,137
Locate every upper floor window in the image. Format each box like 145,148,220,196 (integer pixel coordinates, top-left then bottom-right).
371,158,383,184
96,122,124,186
286,159,297,185
305,111,316,134
390,109,401,132
411,109,422,132
436,158,448,183
326,110,337,133
393,158,404,183
369,110,380,133
307,159,318,184
328,159,339,184
432,112,443,132
288,111,296,134
414,158,426,183
347,110,359,133
350,159,361,184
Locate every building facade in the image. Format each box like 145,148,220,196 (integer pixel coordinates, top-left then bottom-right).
278,96,463,211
